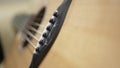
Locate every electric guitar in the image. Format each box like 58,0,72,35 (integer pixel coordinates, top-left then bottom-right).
4,0,120,68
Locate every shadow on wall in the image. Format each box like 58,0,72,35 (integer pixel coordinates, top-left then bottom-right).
13,13,33,33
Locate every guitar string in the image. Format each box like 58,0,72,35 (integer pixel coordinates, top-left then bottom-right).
17,22,46,49
22,34,36,48
26,24,43,34
33,22,45,28
17,22,45,34
22,28,44,48
23,29,40,41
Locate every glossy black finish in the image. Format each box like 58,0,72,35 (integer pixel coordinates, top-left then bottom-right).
30,0,72,68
